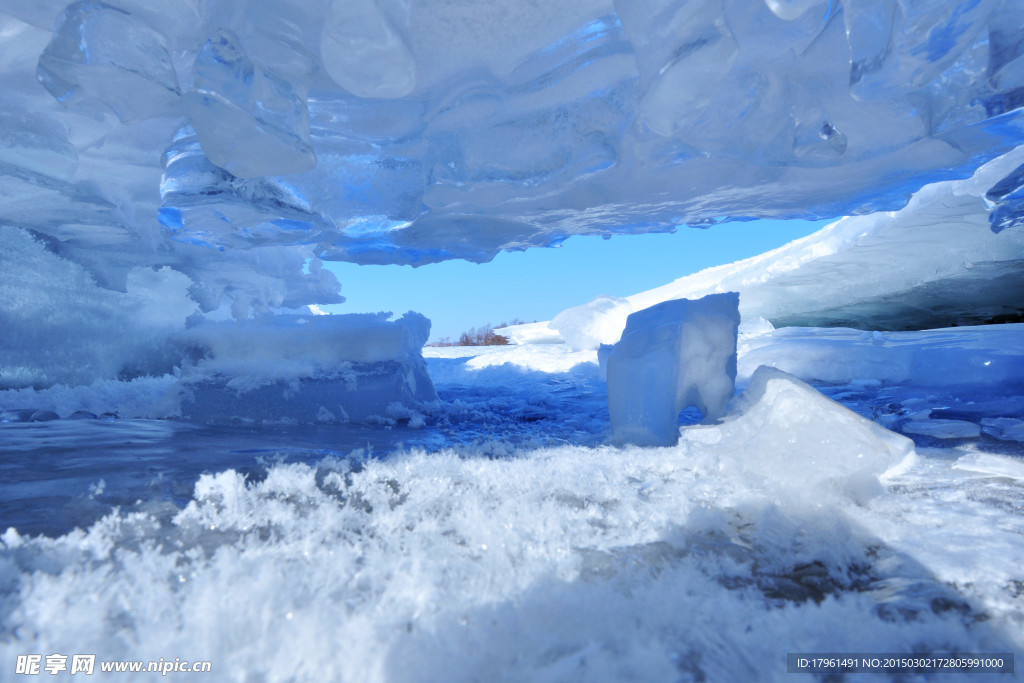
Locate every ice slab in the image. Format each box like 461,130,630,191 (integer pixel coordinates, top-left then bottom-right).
37,1,181,123
2,0,1023,276
981,418,1024,442
173,312,437,424
953,452,1024,480
179,361,434,425
603,293,739,446
320,0,417,99
2,1,1024,394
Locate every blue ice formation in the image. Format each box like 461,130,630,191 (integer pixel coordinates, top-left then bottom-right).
602,293,740,446
1,0,1024,390
3,2,1024,285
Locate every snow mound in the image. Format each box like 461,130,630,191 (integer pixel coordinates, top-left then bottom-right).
550,295,633,352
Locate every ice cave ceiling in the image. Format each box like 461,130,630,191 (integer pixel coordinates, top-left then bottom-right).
1,0,1024,315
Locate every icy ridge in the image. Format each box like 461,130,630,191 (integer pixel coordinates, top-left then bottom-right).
546,148,1024,345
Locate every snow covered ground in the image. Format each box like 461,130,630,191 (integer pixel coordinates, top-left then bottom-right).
2,324,1023,681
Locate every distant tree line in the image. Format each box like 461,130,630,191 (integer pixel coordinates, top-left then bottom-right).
429,319,535,347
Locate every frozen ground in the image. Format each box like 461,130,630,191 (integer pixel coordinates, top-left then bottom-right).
2,326,1023,682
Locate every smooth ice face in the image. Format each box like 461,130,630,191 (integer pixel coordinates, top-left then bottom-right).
183,30,316,179
604,293,739,446
36,1,182,123
739,324,1024,387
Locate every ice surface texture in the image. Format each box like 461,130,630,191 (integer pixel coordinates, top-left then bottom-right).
2,0,1024,286
603,293,739,446
739,324,1024,387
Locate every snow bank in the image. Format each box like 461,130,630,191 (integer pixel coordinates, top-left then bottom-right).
603,294,739,446
174,312,437,424
0,228,196,389
626,148,1024,331
491,322,562,346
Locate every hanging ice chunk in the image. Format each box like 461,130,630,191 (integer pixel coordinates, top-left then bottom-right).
2,0,73,30
218,0,322,85
320,0,417,99
36,1,181,123
986,161,1024,233
843,0,898,95
988,0,1024,92
602,293,740,447
182,30,315,179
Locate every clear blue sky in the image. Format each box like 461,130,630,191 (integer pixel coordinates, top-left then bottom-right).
322,218,833,342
